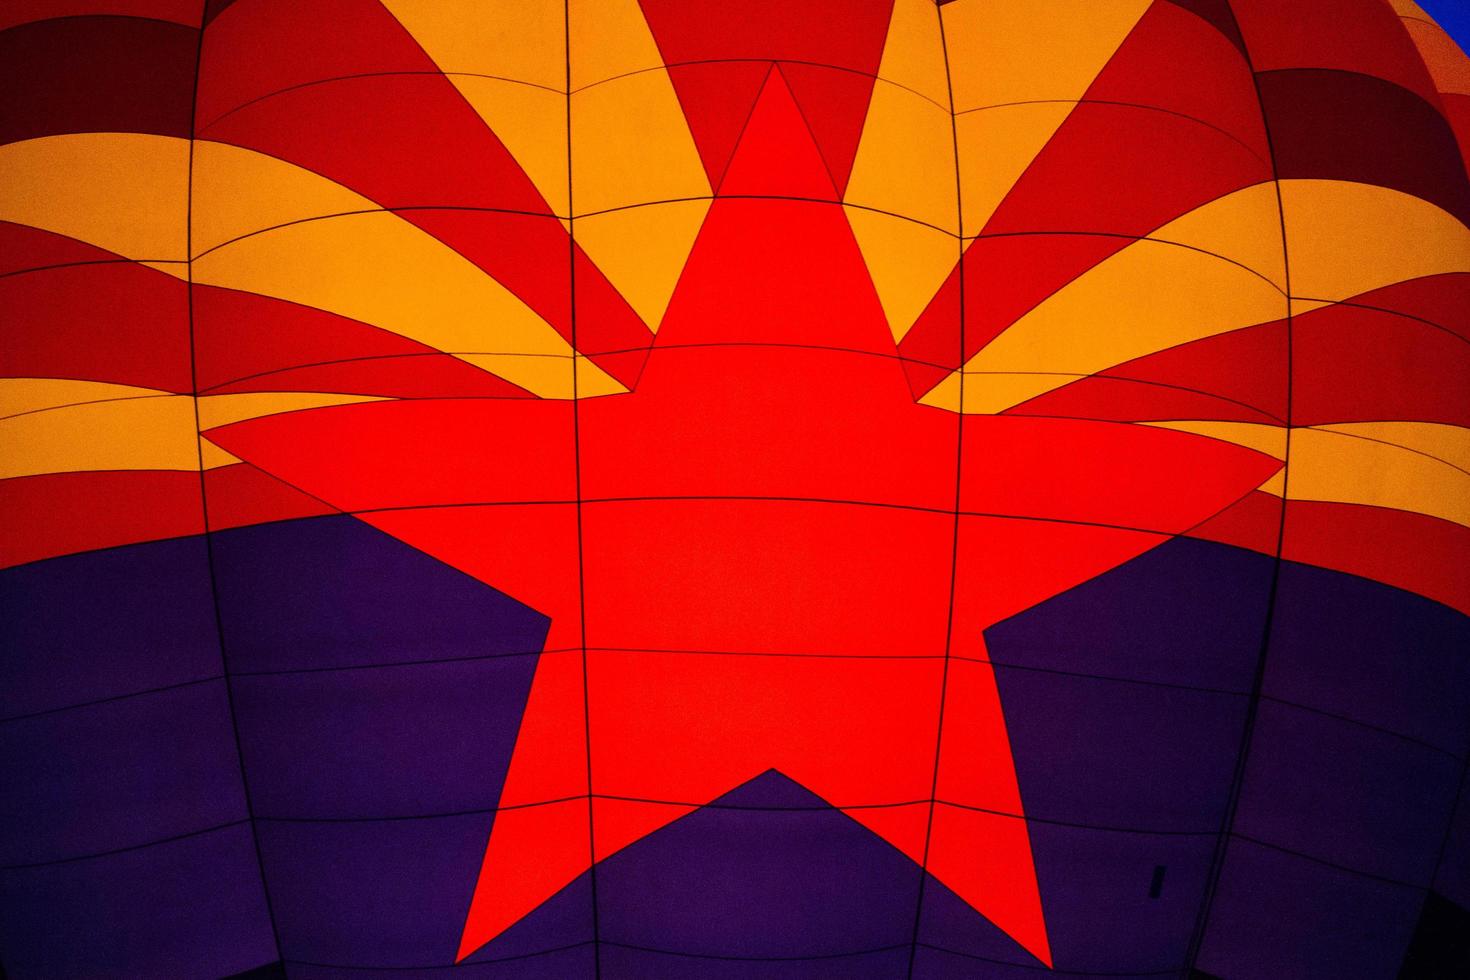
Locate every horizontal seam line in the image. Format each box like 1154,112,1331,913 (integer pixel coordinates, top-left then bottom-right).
0,819,248,869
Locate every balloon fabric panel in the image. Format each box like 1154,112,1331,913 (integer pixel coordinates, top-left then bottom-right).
2,1,1469,977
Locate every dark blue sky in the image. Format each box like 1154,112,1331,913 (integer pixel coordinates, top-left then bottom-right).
1419,0,1470,53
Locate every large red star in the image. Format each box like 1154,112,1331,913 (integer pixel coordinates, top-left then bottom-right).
207,74,1281,969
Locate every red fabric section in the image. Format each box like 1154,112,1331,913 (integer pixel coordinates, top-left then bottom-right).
665,61,773,192
1294,277,1470,428
1230,0,1441,104
718,70,839,200
0,1,200,32
0,15,198,143
780,62,880,196
194,286,435,393
3,253,192,392
0,471,203,569
1284,501,1470,617
204,461,338,531
638,0,894,74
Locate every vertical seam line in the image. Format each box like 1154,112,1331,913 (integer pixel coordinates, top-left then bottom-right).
1180,3,1296,974
185,0,287,966
907,4,970,975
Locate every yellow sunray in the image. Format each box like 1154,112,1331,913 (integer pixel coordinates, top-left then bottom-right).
922,225,1286,413
192,139,374,256
847,0,956,239
196,392,388,468
0,134,188,266
573,201,709,332
943,0,1152,235
844,209,961,343
189,139,628,401
874,0,951,109
1152,180,1286,291
846,82,958,234
845,79,959,340
0,386,390,479
2,395,201,479
569,0,665,92
383,0,569,215
1147,420,1289,459
954,102,1075,238
1282,180,1470,311
1292,427,1469,528
940,0,1152,113
1314,421,1470,476
920,177,1470,415
196,391,387,430
456,354,625,400
451,77,569,217
565,0,708,325
382,0,565,91
0,379,168,419
192,209,623,398
569,69,709,217
1145,420,1470,529
846,0,1153,341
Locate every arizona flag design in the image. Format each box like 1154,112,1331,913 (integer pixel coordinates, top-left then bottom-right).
2,1,1469,978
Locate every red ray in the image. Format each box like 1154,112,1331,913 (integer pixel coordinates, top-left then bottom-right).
718,69,838,201
664,61,772,192
780,62,880,196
